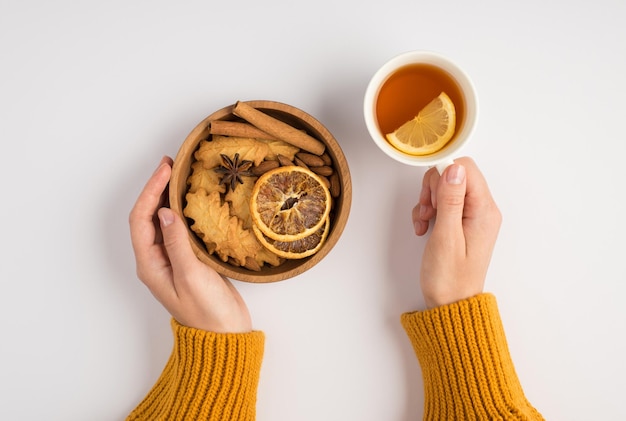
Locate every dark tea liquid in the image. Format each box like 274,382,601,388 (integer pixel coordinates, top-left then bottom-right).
375,63,465,138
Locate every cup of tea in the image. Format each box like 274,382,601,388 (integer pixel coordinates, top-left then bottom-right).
363,51,478,173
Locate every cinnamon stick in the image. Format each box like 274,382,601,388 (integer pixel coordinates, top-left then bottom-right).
232,101,326,155
209,120,278,141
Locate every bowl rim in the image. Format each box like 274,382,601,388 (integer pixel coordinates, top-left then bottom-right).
169,100,352,283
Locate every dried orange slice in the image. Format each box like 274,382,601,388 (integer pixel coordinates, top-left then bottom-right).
250,166,331,242
386,92,456,156
252,217,329,259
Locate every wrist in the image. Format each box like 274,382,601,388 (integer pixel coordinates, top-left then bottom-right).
422,286,484,309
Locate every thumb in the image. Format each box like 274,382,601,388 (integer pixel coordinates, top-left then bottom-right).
432,164,467,234
158,207,198,273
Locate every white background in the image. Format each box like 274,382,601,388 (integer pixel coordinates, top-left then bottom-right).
1,1,625,420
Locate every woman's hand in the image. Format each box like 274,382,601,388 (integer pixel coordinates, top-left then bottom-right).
129,156,252,333
412,157,502,308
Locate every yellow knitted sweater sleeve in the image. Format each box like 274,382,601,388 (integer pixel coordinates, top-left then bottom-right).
126,319,264,421
401,293,544,420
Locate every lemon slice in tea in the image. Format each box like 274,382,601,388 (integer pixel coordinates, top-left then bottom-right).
385,92,456,156
250,166,331,242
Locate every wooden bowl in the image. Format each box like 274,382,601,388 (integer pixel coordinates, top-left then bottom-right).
170,100,352,283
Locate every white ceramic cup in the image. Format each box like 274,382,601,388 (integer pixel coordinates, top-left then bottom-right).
364,51,478,174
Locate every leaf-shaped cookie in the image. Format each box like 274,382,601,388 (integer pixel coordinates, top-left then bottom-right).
187,161,225,195
216,216,261,266
224,175,257,228
183,189,229,255
254,246,283,268
184,188,264,266
257,138,300,161
195,136,268,168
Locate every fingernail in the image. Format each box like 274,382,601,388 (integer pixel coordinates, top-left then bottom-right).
413,220,421,235
446,164,466,185
153,162,166,176
154,156,171,174
159,208,175,227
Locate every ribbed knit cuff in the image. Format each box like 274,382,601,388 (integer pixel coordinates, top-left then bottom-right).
401,293,543,420
127,319,265,421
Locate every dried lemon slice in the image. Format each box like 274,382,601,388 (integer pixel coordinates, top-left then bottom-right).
250,166,331,242
385,92,456,156
252,217,329,259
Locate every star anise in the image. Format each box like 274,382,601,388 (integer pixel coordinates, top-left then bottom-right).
214,153,253,192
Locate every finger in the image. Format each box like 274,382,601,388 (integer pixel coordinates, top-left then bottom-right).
414,168,439,235
412,204,427,235
431,163,467,236
158,207,204,286
129,160,172,258
453,157,493,218
427,167,442,209
419,169,432,205
420,168,438,214
453,158,502,247
419,167,437,208
413,202,436,235
156,157,173,208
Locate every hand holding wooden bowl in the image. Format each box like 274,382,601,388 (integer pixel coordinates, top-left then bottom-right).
169,100,352,283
